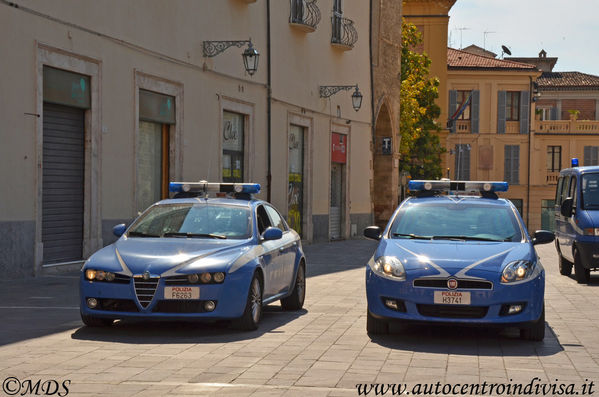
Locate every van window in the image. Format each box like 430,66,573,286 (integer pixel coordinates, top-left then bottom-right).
560,176,571,204
556,177,564,204
581,173,599,210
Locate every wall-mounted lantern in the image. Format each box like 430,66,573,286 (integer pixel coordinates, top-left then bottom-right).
202,39,259,76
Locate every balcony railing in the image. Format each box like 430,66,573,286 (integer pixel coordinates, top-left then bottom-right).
536,120,599,133
455,120,471,133
546,172,560,185
505,121,519,134
331,12,357,50
289,0,321,32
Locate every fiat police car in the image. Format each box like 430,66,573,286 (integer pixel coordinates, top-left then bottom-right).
364,180,554,341
80,182,305,330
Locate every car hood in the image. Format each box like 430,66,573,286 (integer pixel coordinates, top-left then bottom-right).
379,239,534,278
85,237,252,276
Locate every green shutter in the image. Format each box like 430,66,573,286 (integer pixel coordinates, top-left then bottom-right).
471,90,480,134
497,91,506,134
520,91,530,134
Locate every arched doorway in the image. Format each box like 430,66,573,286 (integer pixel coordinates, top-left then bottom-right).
372,103,398,227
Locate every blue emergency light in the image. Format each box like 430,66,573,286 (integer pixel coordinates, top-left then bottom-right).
408,180,508,193
571,158,579,167
169,181,261,195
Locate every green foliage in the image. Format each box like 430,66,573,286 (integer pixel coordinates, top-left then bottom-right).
399,20,445,179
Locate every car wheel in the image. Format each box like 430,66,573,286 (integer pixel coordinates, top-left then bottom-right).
80,311,113,327
366,310,388,335
558,252,573,276
520,306,545,341
574,247,591,284
233,274,262,331
281,262,305,311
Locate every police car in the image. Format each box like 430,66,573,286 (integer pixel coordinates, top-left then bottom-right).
80,182,305,330
364,180,554,341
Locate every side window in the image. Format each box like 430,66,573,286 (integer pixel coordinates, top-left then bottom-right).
256,205,272,235
560,176,570,204
264,205,287,231
555,177,563,204
570,176,578,206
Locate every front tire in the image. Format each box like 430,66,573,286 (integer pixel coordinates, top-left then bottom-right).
233,275,262,331
366,310,388,335
520,306,545,341
559,253,573,276
574,247,590,284
80,312,114,327
281,262,305,311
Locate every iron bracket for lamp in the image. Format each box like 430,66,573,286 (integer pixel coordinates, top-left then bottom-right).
203,39,252,57
319,85,358,98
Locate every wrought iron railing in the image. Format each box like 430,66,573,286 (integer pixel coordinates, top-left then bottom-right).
331,12,357,48
289,0,321,30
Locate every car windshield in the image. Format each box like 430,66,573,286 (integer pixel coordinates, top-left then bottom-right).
390,201,523,242
581,173,599,210
127,204,252,239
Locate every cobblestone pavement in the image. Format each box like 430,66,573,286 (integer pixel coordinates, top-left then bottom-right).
0,240,598,396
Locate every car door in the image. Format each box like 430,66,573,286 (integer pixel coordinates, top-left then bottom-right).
264,205,298,294
563,175,578,262
256,204,280,298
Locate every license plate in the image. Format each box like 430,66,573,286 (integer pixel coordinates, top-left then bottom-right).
434,290,471,305
164,286,199,300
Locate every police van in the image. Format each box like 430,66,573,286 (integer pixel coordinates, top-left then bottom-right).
554,159,599,284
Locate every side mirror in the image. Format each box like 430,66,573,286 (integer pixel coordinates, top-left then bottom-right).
560,197,574,217
363,226,382,241
262,227,283,241
113,223,127,237
532,230,555,245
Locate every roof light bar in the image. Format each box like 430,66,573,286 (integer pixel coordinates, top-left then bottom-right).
408,180,508,193
169,181,261,195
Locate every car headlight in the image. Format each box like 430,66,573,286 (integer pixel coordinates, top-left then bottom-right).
370,256,406,281
501,260,537,283
84,268,117,282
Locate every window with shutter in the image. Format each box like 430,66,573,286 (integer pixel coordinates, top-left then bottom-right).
497,91,506,134
584,146,599,166
448,90,457,133
454,144,471,180
471,90,480,134
504,145,520,185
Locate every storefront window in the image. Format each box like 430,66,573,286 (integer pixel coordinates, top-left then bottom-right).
223,111,245,183
288,125,304,236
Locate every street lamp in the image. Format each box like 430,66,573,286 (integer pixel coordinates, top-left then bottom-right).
319,84,363,111
202,39,260,76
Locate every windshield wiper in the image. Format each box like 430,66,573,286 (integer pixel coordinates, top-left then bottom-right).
127,231,160,238
392,233,432,240
162,232,227,239
431,235,501,242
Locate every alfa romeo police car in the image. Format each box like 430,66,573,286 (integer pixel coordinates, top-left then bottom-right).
364,180,554,341
80,182,305,330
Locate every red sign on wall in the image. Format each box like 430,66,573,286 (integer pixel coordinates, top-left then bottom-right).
331,133,347,164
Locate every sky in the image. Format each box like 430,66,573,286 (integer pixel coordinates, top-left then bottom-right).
448,0,599,75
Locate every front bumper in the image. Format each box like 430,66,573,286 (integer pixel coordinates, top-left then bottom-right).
576,240,599,269
79,269,252,321
366,267,544,326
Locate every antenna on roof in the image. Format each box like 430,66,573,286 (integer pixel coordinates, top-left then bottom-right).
455,27,470,49
483,31,495,50
501,45,512,59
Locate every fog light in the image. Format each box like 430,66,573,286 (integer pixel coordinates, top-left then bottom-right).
188,274,199,283
105,272,115,282
385,299,399,310
87,298,98,309
200,273,212,283
508,304,523,315
204,300,216,312
213,272,225,283
85,269,97,280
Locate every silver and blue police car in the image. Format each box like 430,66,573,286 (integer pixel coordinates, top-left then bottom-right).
80,182,305,330
364,180,554,341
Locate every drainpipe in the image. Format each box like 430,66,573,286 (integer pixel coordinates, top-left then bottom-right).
266,0,272,202
527,76,532,228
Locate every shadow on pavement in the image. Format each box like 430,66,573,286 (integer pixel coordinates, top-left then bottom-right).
70,306,307,344
368,322,564,357
304,238,377,278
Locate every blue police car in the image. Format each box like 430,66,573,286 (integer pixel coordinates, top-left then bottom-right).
80,182,305,330
364,180,554,341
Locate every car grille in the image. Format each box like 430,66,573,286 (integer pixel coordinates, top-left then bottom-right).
153,300,216,313
413,278,493,290
134,277,159,308
97,298,139,312
417,304,489,319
